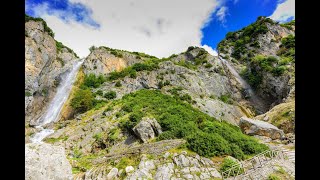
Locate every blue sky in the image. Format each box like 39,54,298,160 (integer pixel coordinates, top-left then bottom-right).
201,0,282,50
25,0,295,58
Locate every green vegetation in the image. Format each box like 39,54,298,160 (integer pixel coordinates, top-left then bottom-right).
277,35,295,59
70,73,108,113
205,63,213,68
112,89,268,159
104,91,117,99
82,74,106,88
25,14,55,37
267,174,281,180
218,17,274,59
220,157,244,176
55,40,79,58
115,81,122,87
70,89,94,113
219,94,233,104
240,54,290,88
280,20,295,30
25,91,32,97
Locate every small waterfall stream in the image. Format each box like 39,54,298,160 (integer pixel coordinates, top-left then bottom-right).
30,59,84,143
219,56,267,114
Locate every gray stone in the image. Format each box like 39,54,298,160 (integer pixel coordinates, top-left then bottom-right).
239,117,285,139
106,168,118,180
133,117,162,143
25,143,73,180
125,166,134,174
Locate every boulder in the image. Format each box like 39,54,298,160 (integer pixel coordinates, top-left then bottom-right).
125,166,134,174
106,168,118,180
239,117,285,140
25,143,73,180
133,117,162,143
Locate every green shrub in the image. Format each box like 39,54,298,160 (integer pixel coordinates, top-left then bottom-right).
115,90,268,158
70,89,94,113
82,74,106,88
205,63,213,68
219,94,233,104
25,91,32,97
280,35,295,49
220,157,244,177
115,81,122,87
267,174,281,180
104,91,116,99
95,90,103,96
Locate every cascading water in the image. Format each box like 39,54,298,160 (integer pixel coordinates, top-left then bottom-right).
219,56,267,114
30,59,84,143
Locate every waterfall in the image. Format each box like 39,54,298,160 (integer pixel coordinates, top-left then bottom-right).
219,56,267,114
30,59,84,143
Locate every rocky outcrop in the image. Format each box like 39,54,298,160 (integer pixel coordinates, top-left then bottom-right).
133,117,162,143
255,101,295,133
25,16,79,126
25,143,73,180
83,47,145,76
239,117,285,140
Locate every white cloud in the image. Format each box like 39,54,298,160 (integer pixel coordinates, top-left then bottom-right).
216,6,228,23
202,44,218,56
29,0,223,58
269,0,295,22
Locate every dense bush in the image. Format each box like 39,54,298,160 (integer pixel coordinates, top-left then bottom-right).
114,90,268,159
70,89,94,113
104,91,117,99
82,74,106,88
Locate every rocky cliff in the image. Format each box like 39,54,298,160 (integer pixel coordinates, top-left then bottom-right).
25,15,79,126
218,17,295,132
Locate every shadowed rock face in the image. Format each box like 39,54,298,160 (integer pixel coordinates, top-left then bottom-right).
25,20,78,126
219,17,295,110
25,143,73,180
239,117,284,140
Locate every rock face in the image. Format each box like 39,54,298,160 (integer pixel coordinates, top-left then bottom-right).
239,117,284,139
25,143,73,180
83,46,253,125
83,47,145,76
218,17,295,109
25,16,79,126
133,117,162,143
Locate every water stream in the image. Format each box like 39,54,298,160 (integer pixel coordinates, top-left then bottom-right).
219,56,267,114
30,59,84,143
